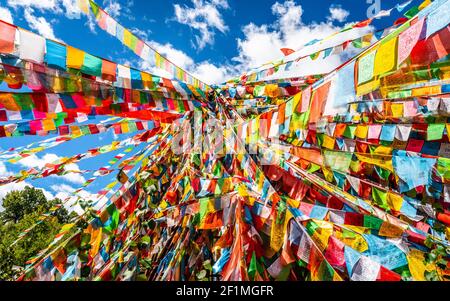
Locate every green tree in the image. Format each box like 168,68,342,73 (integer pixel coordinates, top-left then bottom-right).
0,186,74,281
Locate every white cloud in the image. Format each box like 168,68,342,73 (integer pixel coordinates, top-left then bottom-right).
23,8,58,39
18,153,86,185
61,0,82,19
328,5,350,23
136,41,234,85
60,164,87,185
0,180,95,214
151,42,195,69
51,184,96,201
0,182,95,214
103,0,135,21
7,0,60,11
6,0,89,33
172,0,229,49
103,0,121,18
130,27,153,43
6,0,82,18
193,61,234,85
232,0,371,78
0,182,55,210
234,0,340,68
19,153,59,169
0,161,13,177
0,6,13,23
50,183,100,215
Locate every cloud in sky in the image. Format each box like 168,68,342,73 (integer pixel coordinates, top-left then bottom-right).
103,0,135,20
103,0,122,18
0,181,55,210
0,164,55,210
6,0,81,17
50,183,96,201
24,8,58,40
0,6,13,23
50,183,98,213
18,153,87,185
233,0,349,70
328,5,350,23
61,0,83,19
0,181,94,214
51,183,105,215
0,161,13,177
172,0,229,50
5,0,92,36
5,0,80,40
0,155,93,213
6,0,60,11
133,40,235,85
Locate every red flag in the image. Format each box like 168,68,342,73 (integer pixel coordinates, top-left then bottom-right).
324,236,345,268
280,48,295,56
394,17,408,26
354,18,373,28
342,40,351,50
0,20,16,54
377,266,402,281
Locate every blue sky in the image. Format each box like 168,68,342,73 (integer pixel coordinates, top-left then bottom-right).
0,0,422,210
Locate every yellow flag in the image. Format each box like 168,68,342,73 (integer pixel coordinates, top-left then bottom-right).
355,125,369,139
419,0,432,10
322,135,336,150
70,126,82,137
67,46,85,69
407,249,438,281
387,192,403,212
293,92,301,111
356,153,394,172
378,222,404,238
412,85,441,97
0,94,20,111
335,228,369,253
270,216,284,252
446,124,450,141
356,78,380,96
42,119,56,131
270,210,293,253
373,37,397,76
265,84,280,98
391,103,404,117
141,72,153,90
52,76,64,93
372,145,393,155
322,167,334,182
237,184,250,197
123,29,132,47
311,220,333,252
121,122,130,133
88,226,103,258
155,52,163,68
105,181,117,190
60,223,76,233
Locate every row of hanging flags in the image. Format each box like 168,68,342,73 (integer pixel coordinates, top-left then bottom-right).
0,15,207,134
77,0,209,91
0,0,449,281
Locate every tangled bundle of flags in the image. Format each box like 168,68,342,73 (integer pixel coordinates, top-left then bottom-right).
0,0,450,281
